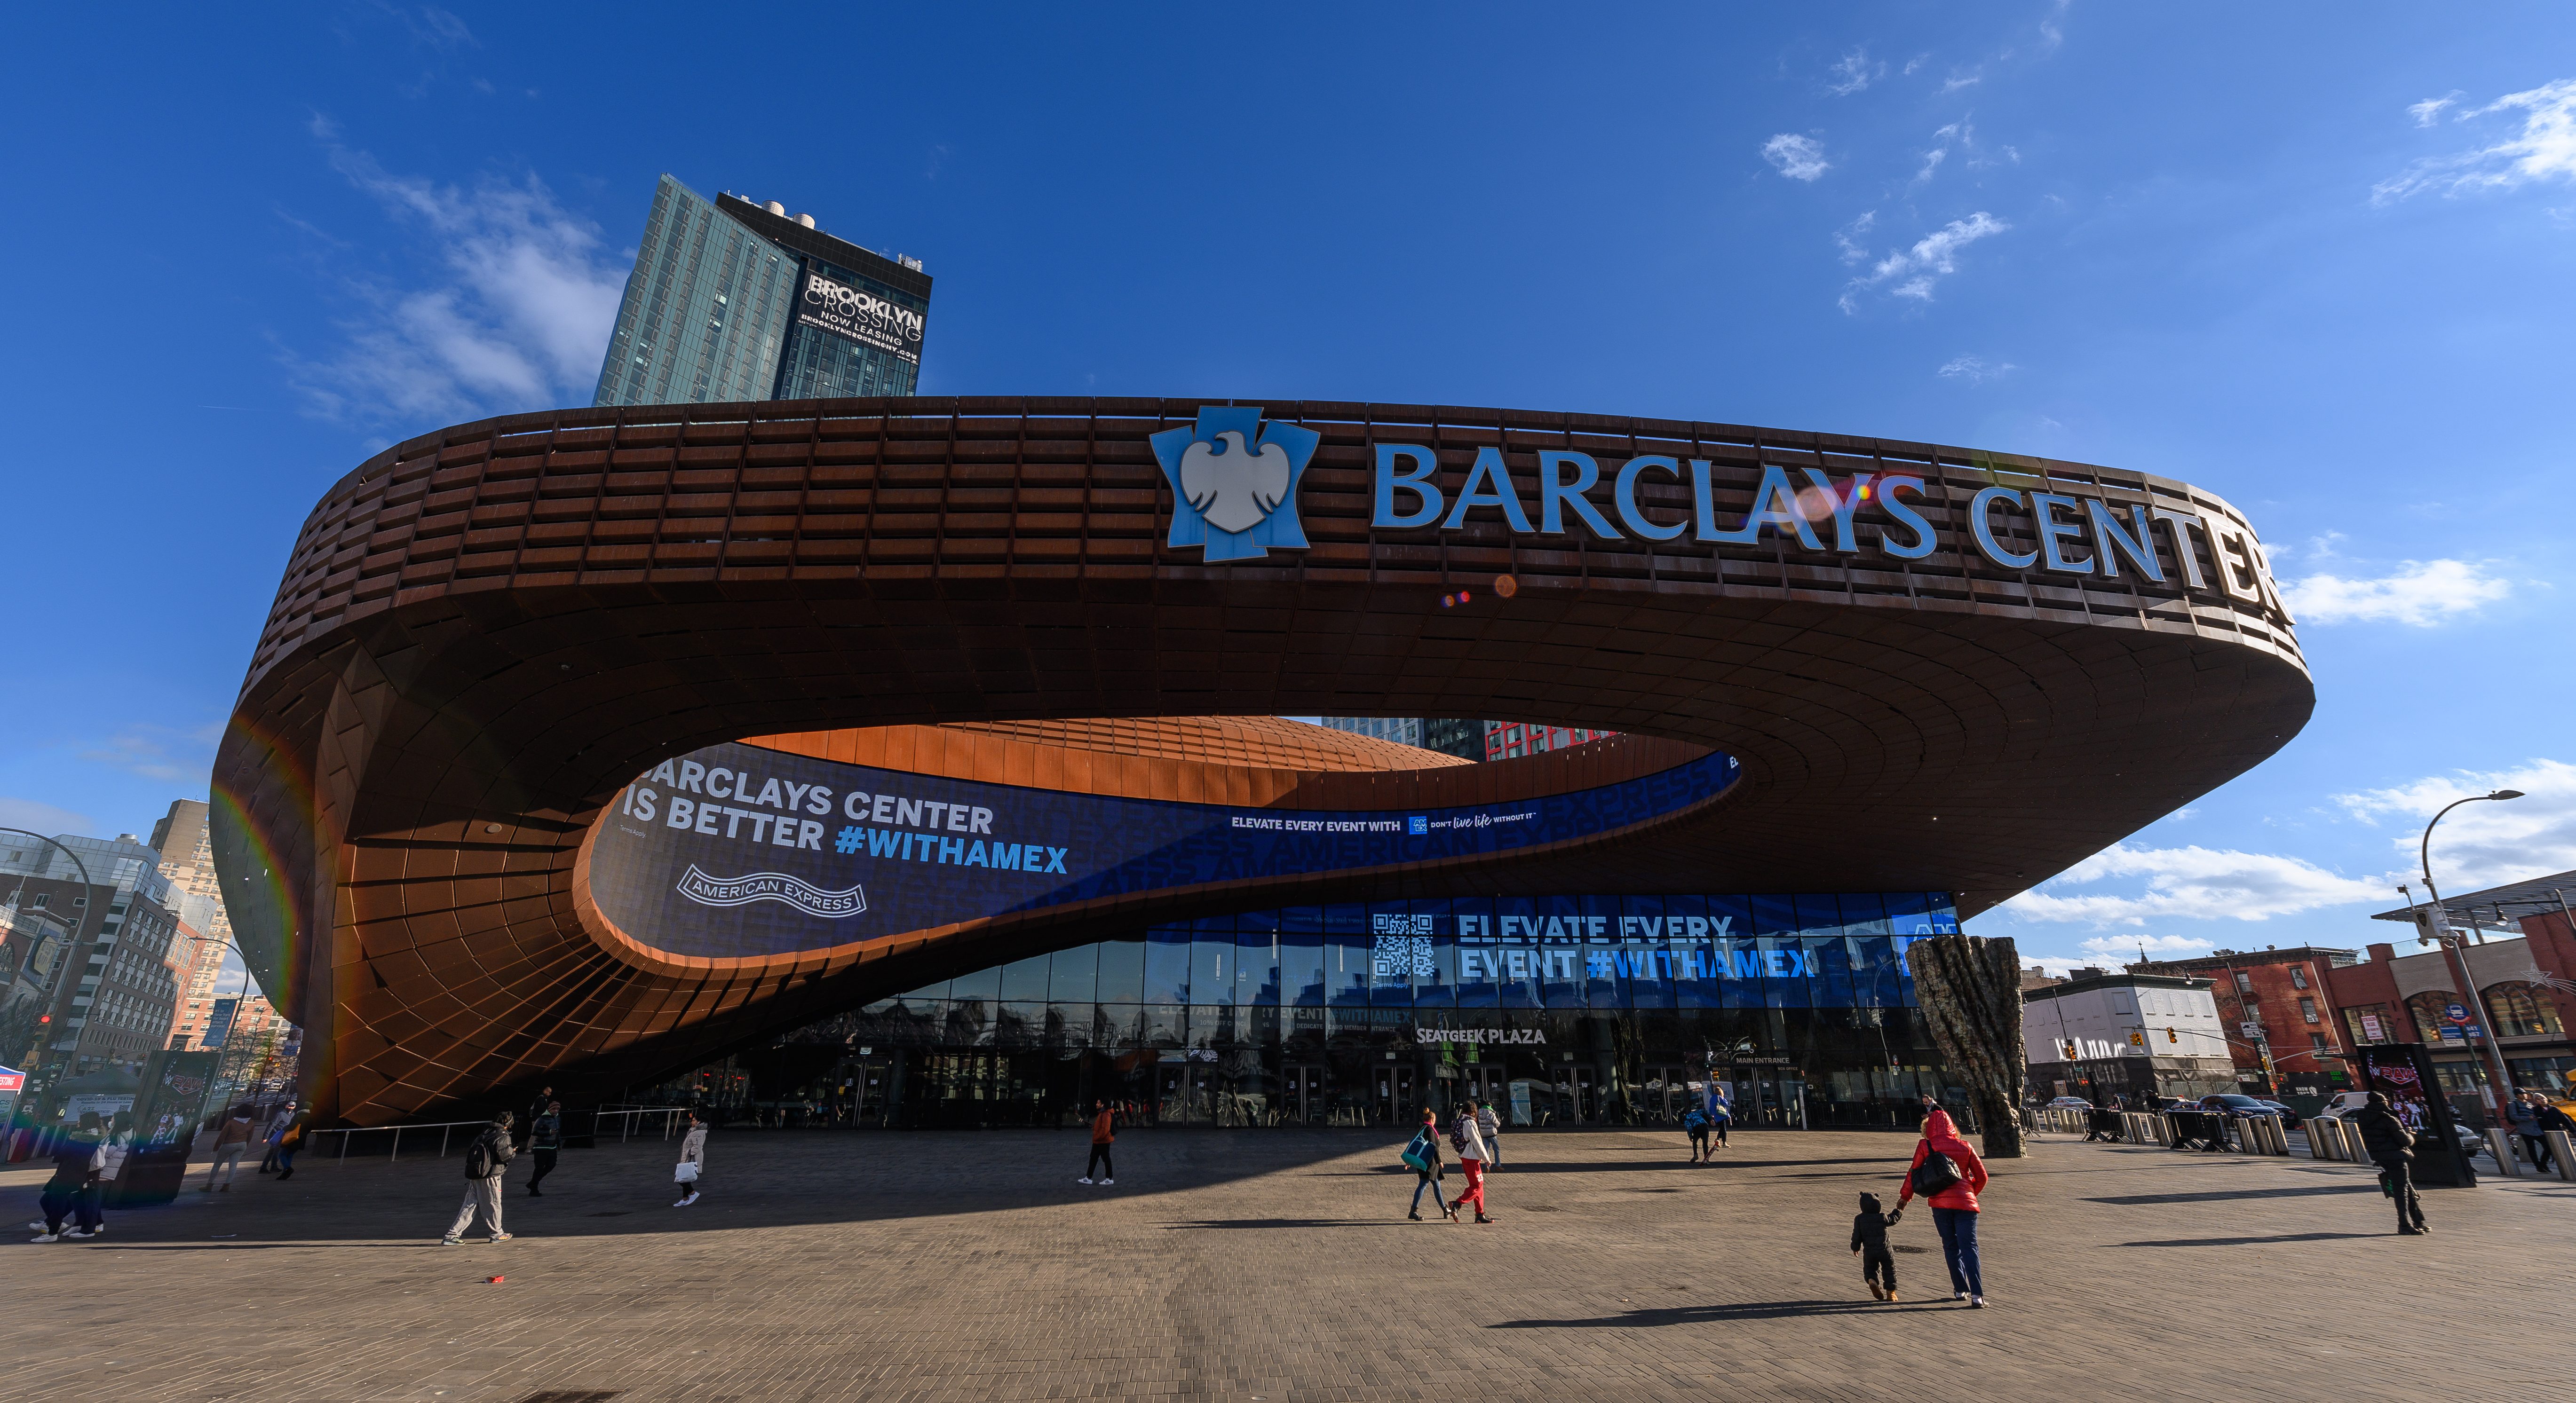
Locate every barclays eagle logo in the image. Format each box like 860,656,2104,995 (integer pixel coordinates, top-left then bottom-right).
1149,407,1321,563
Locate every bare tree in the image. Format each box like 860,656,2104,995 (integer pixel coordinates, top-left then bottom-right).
1911,932,2026,1159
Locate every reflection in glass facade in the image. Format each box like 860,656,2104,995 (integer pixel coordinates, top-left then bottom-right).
690,893,1968,1134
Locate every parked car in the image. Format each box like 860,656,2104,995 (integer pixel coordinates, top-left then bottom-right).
2197,1094,2285,1120
2046,1096,2095,1110
2255,1100,2304,1128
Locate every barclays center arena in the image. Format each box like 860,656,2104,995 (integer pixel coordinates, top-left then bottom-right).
211,396,2312,1135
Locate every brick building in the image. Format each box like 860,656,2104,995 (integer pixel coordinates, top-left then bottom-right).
2135,946,2359,1104
2317,877,2576,1129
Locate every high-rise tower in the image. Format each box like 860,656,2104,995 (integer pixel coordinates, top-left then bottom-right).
593,175,932,408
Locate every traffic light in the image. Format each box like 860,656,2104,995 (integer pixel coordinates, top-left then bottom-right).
2165,1027,2178,1044
2062,1040,2079,1060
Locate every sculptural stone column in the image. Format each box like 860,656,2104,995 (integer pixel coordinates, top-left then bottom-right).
1910,932,2027,1159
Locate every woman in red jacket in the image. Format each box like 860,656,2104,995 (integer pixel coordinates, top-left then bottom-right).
1894,1107,1991,1307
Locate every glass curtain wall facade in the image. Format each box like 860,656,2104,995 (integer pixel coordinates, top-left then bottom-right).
594,176,800,407
674,892,1964,1133
593,175,929,409
1317,717,1487,763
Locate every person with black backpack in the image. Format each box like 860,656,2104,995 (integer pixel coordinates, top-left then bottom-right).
527,1101,563,1196
1894,1107,1991,1307
440,1112,516,1245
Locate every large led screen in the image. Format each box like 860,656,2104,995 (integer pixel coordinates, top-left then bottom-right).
585,741,1740,960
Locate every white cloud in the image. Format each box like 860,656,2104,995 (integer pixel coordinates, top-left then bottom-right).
2000,843,2386,925
1832,210,1877,264
2374,77,2576,203
2279,559,2510,626
2021,934,2220,977
0,797,97,838
288,127,626,426
1762,133,1831,182
1838,211,2009,312
1937,354,2016,382
2409,92,2462,127
1940,73,1983,95
1827,48,1886,96
2334,758,2576,893
76,722,221,785
2038,0,2070,49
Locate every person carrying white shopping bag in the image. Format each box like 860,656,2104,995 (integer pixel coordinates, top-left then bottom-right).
673,1111,707,1207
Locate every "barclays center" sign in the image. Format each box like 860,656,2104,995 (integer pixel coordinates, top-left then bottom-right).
1154,406,2289,616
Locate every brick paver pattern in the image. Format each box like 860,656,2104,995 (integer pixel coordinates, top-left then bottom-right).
4,1126,2569,1403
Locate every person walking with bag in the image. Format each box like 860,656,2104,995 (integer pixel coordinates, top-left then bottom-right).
272,1109,309,1182
441,1112,515,1245
1403,1106,1454,1222
1078,1099,1116,1186
1894,1107,1990,1306
29,1116,105,1242
1706,1088,1732,1151
2534,1092,2576,1174
1451,1101,1494,1224
674,1111,707,1206
1474,1098,1503,1170
2355,1091,2428,1235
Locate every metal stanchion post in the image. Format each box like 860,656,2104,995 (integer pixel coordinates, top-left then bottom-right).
2486,1127,2525,1176
2547,1128,2576,1182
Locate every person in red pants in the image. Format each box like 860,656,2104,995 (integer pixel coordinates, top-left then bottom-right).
1451,1103,1493,1223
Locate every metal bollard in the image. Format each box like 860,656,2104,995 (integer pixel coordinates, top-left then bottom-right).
2547,1128,2576,1182
2486,1127,2525,1177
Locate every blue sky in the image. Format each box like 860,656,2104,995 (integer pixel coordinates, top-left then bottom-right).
5,4,2572,985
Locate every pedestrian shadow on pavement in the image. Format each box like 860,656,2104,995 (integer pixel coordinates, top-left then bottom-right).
1160,1218,1403,1230
2085,1183,2381,1206
1491,1298,1954,1327
2115,1231,2388,1247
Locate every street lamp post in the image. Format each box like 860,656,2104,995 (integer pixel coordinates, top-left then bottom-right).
2419,790,2525,1113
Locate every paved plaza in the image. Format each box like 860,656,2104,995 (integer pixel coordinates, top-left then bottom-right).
4,1124,2570,1403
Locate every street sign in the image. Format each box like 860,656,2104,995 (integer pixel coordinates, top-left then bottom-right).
2444,1001,2471,1025
2240,1022,2264,1037
0,1066,24,1094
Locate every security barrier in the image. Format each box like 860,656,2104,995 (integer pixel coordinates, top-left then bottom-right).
2547,1128,2576,1182
2486,1127,2525,1176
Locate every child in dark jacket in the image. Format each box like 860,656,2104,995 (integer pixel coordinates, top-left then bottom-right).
1851,1190,1902,1301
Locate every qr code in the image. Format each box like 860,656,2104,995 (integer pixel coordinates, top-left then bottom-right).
1371,934,1435,978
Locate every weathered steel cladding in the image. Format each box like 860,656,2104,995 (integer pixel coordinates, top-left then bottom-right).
214,397,2312,1125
